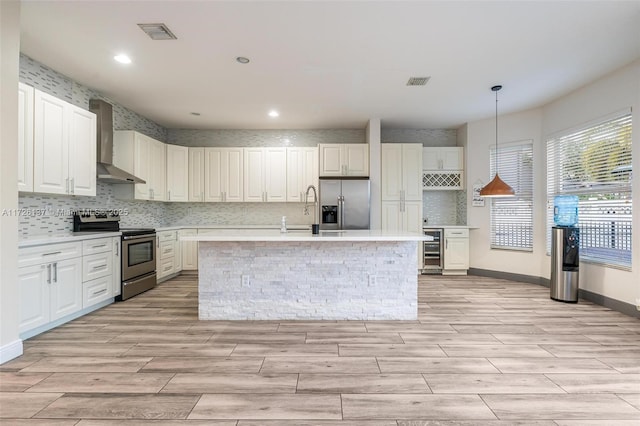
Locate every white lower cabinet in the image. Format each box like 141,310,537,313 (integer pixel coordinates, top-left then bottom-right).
18,243,83,334
112,237,121,297
443,228,470,274
180,229,198,271
19,237,117,337
157,230,182,280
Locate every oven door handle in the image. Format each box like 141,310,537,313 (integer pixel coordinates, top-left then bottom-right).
122,234,156,241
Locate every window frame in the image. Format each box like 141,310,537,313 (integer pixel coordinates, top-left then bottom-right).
545,110,632,270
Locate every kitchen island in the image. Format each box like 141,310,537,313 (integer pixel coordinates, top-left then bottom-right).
181,229,430,320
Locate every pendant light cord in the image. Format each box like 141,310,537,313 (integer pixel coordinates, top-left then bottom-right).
495,88,499,175
491,85,502,176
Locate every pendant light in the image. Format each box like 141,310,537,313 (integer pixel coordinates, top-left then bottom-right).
480,85,515,197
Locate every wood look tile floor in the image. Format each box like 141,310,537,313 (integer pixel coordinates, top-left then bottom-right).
2,274,640,425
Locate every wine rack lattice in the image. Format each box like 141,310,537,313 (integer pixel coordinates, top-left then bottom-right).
423,171,463,190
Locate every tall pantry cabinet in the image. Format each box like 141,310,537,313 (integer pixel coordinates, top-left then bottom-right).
381,143,423,269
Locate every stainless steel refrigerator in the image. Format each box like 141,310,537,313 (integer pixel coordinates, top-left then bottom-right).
319,178,370,230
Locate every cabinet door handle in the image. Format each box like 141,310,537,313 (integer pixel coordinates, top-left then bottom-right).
168,190,171,201
92,244,107,249
47,264,52,284
265,191,268,202
446,239,448,250
43,251,62,257
91,264,107,272
115,242,119,256
93,288,107,296
65,178,70,194
201,191,204,201
53,262,58,282
70,178,75,194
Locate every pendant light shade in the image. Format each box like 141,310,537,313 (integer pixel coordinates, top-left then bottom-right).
480,85,515,198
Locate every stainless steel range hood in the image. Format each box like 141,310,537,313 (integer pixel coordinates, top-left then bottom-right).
89,99,145,184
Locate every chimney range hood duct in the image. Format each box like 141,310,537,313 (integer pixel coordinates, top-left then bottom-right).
89,99,145,184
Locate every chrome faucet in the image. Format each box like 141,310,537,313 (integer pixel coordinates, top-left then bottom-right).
304,184,318,224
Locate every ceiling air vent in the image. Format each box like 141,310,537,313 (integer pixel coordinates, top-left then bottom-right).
406,77,430,86
138,23,177,40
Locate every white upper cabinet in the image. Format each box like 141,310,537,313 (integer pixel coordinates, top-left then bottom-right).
422,147,464,190
244,147,287,202
166,144,189,202
286,147,318,202
18,83,34,192
422,147,463,170
33,89,96,196
188,147,205,202
149,139,166,201
113,130,166,201
319,144,369,177
381,143,423,201
68,106,97,196
204,147,244,202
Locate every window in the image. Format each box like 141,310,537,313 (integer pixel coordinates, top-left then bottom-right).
546,111,632,269
490,140,534,250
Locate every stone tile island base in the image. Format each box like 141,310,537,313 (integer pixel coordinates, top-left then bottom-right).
198,240,418,320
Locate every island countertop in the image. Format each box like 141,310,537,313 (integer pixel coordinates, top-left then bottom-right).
181,229,432,242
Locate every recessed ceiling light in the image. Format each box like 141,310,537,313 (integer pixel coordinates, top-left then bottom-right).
190,112,201,116
268,110,279,118
236,56,250,64
114,54,132,64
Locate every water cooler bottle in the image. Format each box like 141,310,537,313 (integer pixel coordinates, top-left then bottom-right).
550,196,580,303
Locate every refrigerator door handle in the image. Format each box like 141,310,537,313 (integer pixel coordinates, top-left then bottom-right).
337,196,343,229
340,195,345,229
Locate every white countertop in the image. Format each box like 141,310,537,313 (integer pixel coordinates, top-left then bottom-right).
423,225,474,229
182,229,432,242
19,231,122,248
156,224,311,232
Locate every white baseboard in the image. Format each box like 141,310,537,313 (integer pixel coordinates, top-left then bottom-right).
0,339,23,364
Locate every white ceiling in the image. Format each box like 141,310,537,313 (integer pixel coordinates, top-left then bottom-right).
20,1,640,130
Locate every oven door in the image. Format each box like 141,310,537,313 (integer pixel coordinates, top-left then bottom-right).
122,234,156,281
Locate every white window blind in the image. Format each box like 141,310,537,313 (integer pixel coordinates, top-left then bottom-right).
546,112,632,269
490,141,534,250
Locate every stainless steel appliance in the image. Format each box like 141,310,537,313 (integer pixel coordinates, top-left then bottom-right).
120,229,157,300
550,226,580,303
89,99,145,184
422,228,443,273
319,178,370,230
73,210,156,300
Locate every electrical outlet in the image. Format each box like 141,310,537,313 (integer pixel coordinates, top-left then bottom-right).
241,275,250,286
369,275,377,286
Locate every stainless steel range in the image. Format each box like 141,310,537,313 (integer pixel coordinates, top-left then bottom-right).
73,210,157,300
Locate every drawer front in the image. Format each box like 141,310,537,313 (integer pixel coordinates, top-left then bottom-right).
82,237,113,255
18,242,82,268
158,231,176,242
159,258,174,278
159,240,175,259
83,275,113,308
444,228,469,238
83,252,113,282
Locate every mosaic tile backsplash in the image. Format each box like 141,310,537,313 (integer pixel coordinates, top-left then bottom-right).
167,129,365,147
